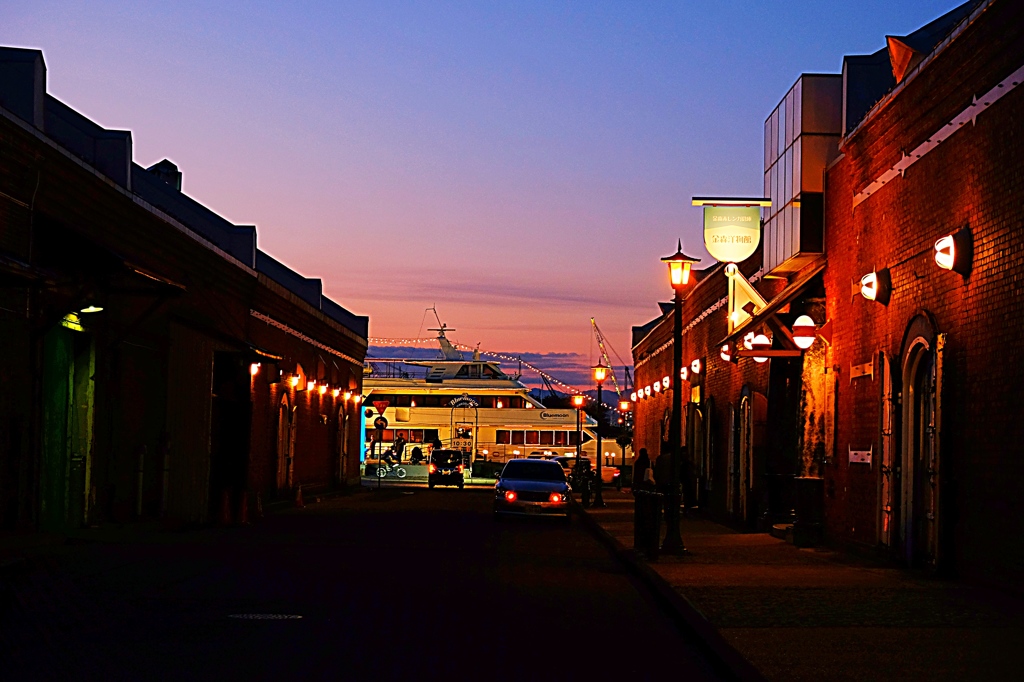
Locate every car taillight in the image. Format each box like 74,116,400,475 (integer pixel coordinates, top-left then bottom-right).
549,493,562,503
428,464,437,473
505,491,517,502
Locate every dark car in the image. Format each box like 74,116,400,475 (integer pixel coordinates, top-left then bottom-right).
428,449,465,489
493,459,570,520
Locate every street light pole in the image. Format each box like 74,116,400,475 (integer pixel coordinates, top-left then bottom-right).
661,239,700,555
592,364,608,507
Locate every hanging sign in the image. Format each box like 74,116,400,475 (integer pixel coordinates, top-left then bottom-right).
703,206,762,263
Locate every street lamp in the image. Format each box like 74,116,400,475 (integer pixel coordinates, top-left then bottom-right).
661,239,700,554
618,400,631,468
572,394,585,472
592,363,609,507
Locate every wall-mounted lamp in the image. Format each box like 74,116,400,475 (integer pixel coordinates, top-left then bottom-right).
690,359,702,375
80,304,104,314
289,374,300,388
720,344,732,363
332,388,341,398
934,226,972,276
653,381,661,393
661,377,670,390
630,391,638,402
751,334,771,363
353,395,362,404
305,380,316,392
318,384,328,396
792,315,817,350
859,267,892,305
250,363,261,376
680,366,689,381
743,332,755,350
643,385,652,397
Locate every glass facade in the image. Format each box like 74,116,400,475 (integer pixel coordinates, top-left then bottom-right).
762,75,841,274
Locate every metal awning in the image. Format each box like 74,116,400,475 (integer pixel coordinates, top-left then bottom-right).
718,257,826,353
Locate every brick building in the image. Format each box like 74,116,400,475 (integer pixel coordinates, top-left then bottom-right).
822,0,1023,588
631,0,1023,589
0,48,368,530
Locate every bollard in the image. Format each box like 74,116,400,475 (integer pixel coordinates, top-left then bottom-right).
633,491,663,561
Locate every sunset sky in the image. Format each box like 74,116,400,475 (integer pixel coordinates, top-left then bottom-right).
5,0,960,389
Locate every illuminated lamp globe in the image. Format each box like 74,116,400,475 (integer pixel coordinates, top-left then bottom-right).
720,344,732,362
751,334,771,363
572,394,585,408
792,315,817,350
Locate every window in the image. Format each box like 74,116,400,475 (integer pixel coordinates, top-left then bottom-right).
496,430,511,445
554,431,567,446
568,431,579,446
525,431,540,445
539,431,554,445
511,431,525,445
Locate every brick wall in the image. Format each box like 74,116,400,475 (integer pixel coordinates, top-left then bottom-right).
823,0,1024,586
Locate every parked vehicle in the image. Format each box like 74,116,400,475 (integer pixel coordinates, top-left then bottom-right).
375,462,407,479
428,449,465,489
553,456,620,486
493,459,571,520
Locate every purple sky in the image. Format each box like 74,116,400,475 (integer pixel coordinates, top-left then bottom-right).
5,0,962,391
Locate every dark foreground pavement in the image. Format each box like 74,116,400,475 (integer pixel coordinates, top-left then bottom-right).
1,488,724,681
581,489,1024,682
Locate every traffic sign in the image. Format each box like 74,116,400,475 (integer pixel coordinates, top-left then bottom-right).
372,400,390,414
373,416,388,431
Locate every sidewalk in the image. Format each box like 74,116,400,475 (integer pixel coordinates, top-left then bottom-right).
581,489,1024,682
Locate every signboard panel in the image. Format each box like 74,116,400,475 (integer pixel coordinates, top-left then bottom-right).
849,446,873,465
704,206,761,263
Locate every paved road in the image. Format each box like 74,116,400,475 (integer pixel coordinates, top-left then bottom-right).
2,489,723,681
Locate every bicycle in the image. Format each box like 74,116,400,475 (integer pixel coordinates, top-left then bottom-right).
375,461,407,479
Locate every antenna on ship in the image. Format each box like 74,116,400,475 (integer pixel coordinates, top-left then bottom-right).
427,306,464,361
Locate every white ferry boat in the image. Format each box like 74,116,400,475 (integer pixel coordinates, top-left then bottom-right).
361,326,599,477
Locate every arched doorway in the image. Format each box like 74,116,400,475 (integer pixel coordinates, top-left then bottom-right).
739,395,751,523
336,402,349,485
727,403,739,516
276,394,294,492
738,389,768,527
898,314,944,570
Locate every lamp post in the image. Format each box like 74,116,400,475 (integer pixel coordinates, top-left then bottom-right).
572,393,585,473
592,364,609,507
661,239,700,554
619,400,631,468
